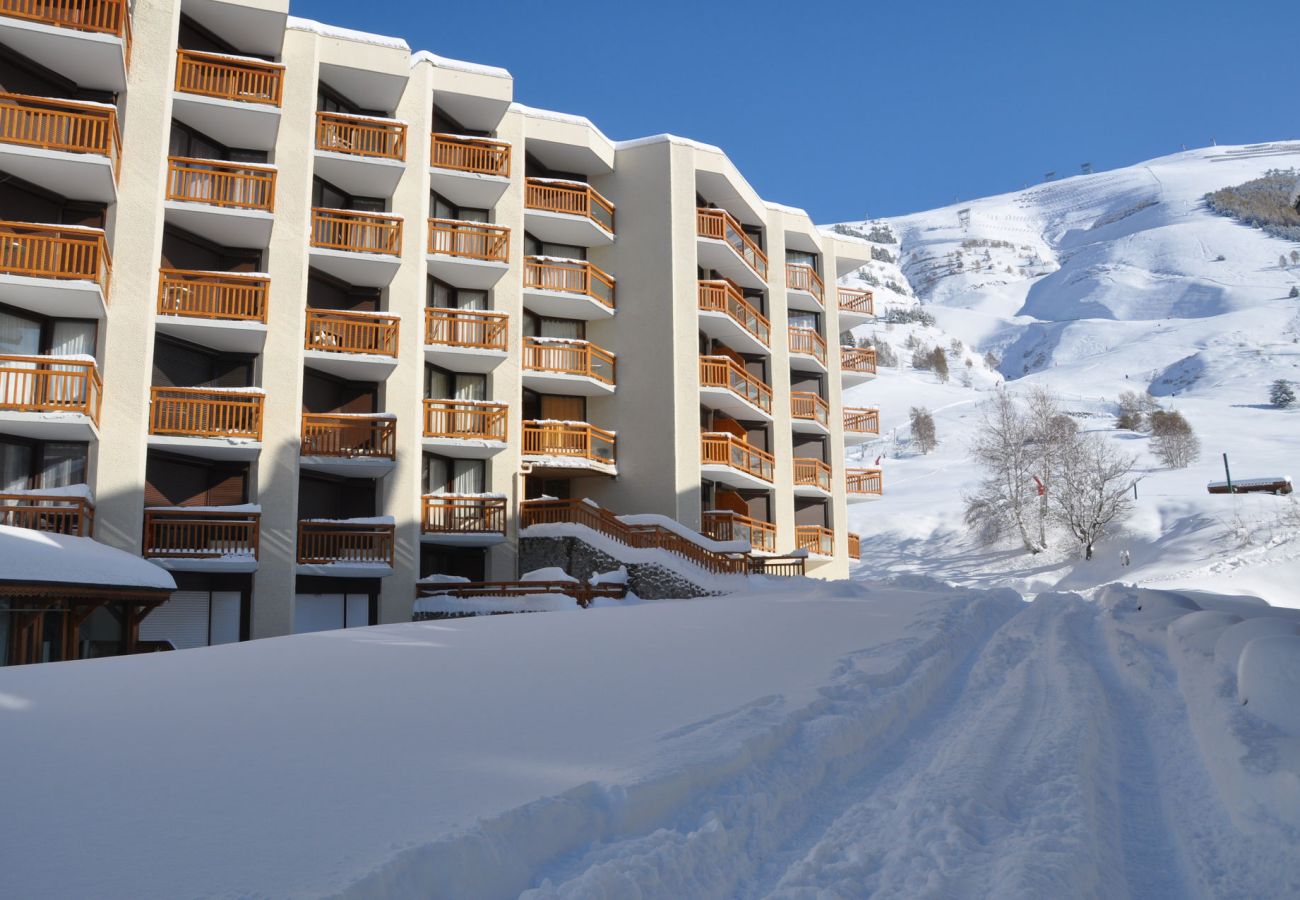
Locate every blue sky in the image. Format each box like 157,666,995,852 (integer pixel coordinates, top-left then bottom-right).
298,0,1299,222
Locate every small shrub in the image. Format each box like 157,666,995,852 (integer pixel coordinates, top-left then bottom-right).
910,407,937,454
930,347,950,383
1270,379,1296,408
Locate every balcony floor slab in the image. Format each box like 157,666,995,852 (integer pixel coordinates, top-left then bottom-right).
296,562,393,578
299,456,395,479
786,288,824,314
171,92,281,152
524,209,614,248
420,436,507,459
522,287,614,321
419,531,507,547
842,371,878,387
155,315,267,354
309,247,401,289
0,410,97,442
313,151,405,199
428,167,510,210
303,349,398,381
0,142,116,204
697,310,769,356
698,386,772,423
0,274,106,319
521,370,615,397
700,464,773,491
0,18,126,92
696,237,766,290
425,253,509,290
164,201,273,249
423,344,508,373
151,556,259,574
146,434,261,462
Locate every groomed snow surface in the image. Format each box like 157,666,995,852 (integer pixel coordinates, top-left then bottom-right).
2,578,1297,898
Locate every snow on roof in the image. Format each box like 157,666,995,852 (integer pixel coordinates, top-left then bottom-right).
0,524,174,592
410,50,510,79
613,133,724,154
510,103,611,140
766,201,810,217
286,16,410,51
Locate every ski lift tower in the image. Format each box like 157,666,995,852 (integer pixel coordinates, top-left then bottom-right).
957,208,971,232
1081,162,1093,175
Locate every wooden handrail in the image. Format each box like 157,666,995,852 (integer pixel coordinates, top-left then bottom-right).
791,391,829,426
143,509,259,559
422,398,507,441
425,307,508,350
429,133,510,177
427,217,508,262
0,91,120,174
421,495,506,534
301,413,395,459
701,431,774,482
785,263,824,302
789,326,827,364
157,268,267,322
696,208,767,280
315,111,406,161
167,156,275,211
698,279,769,346
699,355,772,413
304,308,399,357
0,353,101,424
793,457,833,491
523,337,615,385
848,532,862,560
795,524,834,557
838,287,874,316
0,493,93,536
844,407,880,434
174,48,283,106
0,220,110,296
701,509,776,553
748,555,806,576
416,579,627,608
148,385,262,439
522,421,615,464
0,0,129,39
524,257,615,309
841,346,878,375
525,178,614,234
846,467,883,496
297,520,394,566
312,207,401,255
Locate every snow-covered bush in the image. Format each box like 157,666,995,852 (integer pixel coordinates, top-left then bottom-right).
871,246,896,263
884,306,936,327
1204,168,1300,242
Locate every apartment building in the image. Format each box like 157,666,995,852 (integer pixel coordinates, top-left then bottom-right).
0,0,883,663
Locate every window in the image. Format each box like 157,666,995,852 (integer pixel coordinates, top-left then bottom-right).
786,249,818,270
423,454,484,495
425,365,486,402
427,277,488,311
0,439,88,491
293,593,372,634
524,312,584,340
431,193,489,224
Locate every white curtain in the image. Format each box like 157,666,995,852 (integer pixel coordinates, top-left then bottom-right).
451,459,483,494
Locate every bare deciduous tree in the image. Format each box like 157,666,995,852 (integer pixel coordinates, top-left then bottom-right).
1150,410,1200,468
910,406,937,454
1025,388,1077,550
1050,433,1138,560
964,392,1044,553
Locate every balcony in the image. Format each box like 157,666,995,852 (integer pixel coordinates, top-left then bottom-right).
848,532,861,561
795,524,834,558
300,413,396,479
422,398,508,458
838,287,875,328
699,355,772,421
421,494,507,547
843,406,880,444
785,263,824,313
0,354,101,440
846,467,884,502
0,491,94,536
791,391,829,434
172,48,284,151
702,509,776,554
841,346,878,385
0,0,130,92
0,220,110,318
524,177,614,246
788,326,827,372
426,217,510,289
154,269,268,353
700,432,774,489
296,519,395,574
522,336,615,396
303,308,400,380
696,208,767,290
523,256,614,320
313,111,407,197
143,507,260,572
424,307,508,372
428,133,511,208
522,420,616,474
697,280,769,354
793,458,833,496
310,208,403,288
147,385,262,460
0,92,120,202
164,157,276,246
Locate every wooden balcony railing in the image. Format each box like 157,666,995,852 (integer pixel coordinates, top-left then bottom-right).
842,346,878,376
523,336,615,385
794,457,833,492
149,385,263,440
166,157,275,211
421,494,506,534
701,432,774,483
427,217,508,262
315,111,406,160
304,308,399,357
791,391,829,427
143,508,259,559
848,532,861,560
425,307,509,351
0,354,101,424
174,48,283,106
696,208,768,281
312,207,401,255
785,263,824,302
701,509,776,554
524,256,615,309
789,326,827,365
0,493,93,536
796,524,834,557
429,133,510,177
156,268,267,322
0,0,129,41
698,279,769,347
522,421,615,464
422,398,507,441
844,407,880,434
297,520,394,566
846,467,883,497
0,220,110,295
699,355,771,414
301,413,395,459
0,92,120,172
526,178,614,234
838,287,874,317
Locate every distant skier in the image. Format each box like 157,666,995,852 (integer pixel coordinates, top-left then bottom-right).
1120,548,1132,567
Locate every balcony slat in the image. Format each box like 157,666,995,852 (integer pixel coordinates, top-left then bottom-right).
296,521,394,565
143,509,259,559
841,346,878,375
424,307,508,350
157,268,267,322
785,263,824,302
696,208,767,281
699,355,772,413
838,287,874,316
312,207,401,255
0,91,120,174
304,308,399,357
0,353,101,424
427,217,509,262
422,399,507,441
843,406,880,434
315,111,406,161
697,280,769,346
525,178,614,233
301,413,395,459
421,495,506,533
524,257,615,309
148,385,263,439
167,157,275,211
0,220,110,296
793,457,833,492
174,48,283,106
789,326,827,365
795,525,834,557
791,391,829,426
846,467,883,496
700,432,774,482
429,133,510,177
0,0,129,38
523,337,615,385
522,421,615,464
0,493,93,536
701,510,776,553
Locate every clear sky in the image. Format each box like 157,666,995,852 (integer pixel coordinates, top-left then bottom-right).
296,0,1299,223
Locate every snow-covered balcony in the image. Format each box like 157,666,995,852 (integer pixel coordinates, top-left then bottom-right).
848,532,861,560
424,307,508,372
846,467,883,502
422,399,508,458
700,432,774,489
0,353,101,440
0,486,94,536
313,111,407,198
699,355,772,422
309,208,402,288
0,92,119,202
701,509,776,554
0,0,130,92
522,420,616,475
697,280,769,354
303,308,400,381
0,221,110,319
163,157,276,247
296,517,394,577
837,287,875,328
696,208,767,290
791,391,830,435
788,326,827,373
841,346,878,385
793,458,833,497
426,218,509,289
171,49,283,151
843,406,880,444
428,133,511,208
154,269,268,353
143,505,260,573
523,256,615,320
795,524,834,559
522,336,615,396
785,263,824,313
420,494,507,547
300,412,396,479
146,385,262,460
524,178,615,247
